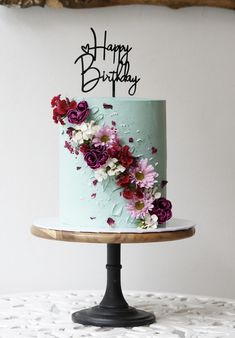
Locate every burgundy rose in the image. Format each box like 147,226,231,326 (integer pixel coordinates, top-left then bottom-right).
84,145,108,169
150,197,172,224
67,101,90,125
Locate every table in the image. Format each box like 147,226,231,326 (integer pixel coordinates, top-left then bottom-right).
0,290,235,337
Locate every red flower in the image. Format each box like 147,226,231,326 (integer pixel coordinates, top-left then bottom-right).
108,144,134,168
122,186,144,200
53,108,65,125
117,173,131,187
118,145,134,167
80,143,90,154
123,188,134,199
51,95,77,124
51,95,61,107
135,189,144,199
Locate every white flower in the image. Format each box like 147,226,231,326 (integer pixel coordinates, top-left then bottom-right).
138,214,158,229
94,168,108,182
148,186,161,200
72,120,100,145
106,158,118,169
105,158,125,176
113,164,125,175
146,214,158,228
154,191,161,199
93,158,126,182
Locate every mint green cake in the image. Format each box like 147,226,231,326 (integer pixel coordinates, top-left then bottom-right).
51,96,172,231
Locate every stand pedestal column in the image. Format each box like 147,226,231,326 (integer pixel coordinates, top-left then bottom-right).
72,244,156,327
31,219,196,327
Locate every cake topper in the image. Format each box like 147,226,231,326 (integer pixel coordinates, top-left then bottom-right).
74,28,141,97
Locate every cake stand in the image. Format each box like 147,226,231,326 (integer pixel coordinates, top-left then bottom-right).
31,218,195,327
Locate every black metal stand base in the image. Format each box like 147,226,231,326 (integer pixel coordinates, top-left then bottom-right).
72,244,156,327
72,305,155,327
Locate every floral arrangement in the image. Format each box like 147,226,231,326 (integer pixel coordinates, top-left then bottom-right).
51,95,172,229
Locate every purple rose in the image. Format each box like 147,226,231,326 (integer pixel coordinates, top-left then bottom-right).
84,145,108,169
67,101,90,125
150,197,172,224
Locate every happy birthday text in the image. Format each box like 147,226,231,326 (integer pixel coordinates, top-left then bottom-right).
74,28,140,96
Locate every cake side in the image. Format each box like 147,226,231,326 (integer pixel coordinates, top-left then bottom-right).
51,97,172,231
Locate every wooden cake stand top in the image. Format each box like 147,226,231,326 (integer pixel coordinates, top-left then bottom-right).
31,221,195,244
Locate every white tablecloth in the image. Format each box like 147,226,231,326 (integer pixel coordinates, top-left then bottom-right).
0,290,235,337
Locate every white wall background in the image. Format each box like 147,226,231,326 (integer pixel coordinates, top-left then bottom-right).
0,5,235,299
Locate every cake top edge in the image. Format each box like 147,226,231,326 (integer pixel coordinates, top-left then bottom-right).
65,97,166,103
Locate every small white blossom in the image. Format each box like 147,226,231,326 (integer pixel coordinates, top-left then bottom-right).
105,158,126,176
72,120,100,145
105,158,118,169
107,165,125,176
94,168,108,182
148,186,161,200
154,191,161,199
146,214,158,228
140,214,158,229
116,164,125,174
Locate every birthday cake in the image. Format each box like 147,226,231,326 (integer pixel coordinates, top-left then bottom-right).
51,96,173,231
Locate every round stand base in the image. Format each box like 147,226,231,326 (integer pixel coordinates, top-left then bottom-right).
72,305,156,327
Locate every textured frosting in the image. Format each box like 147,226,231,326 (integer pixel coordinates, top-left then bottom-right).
59,98,166,230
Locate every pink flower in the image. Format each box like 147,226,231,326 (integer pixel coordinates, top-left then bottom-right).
126,195,154,219
131,159,157,189
92,124,117,148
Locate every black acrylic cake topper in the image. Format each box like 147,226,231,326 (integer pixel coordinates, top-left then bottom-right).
74,28,141,97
